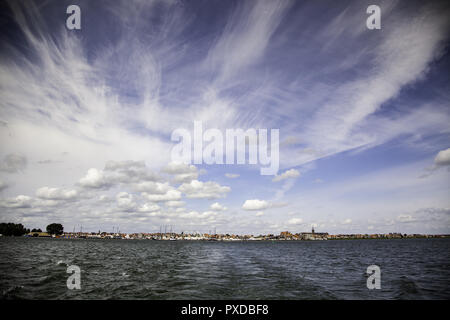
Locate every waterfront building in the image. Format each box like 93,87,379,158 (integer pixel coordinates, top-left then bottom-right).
300,227,328,240
26,231,51,237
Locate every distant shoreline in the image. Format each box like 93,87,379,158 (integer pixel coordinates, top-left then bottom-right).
2,235,449,241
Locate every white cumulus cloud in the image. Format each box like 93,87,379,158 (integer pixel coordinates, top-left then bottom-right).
434,148,450,166
242,199,269,211
179,180,230,199
272,169,300,182
143,189,182,202
288,218,303,225
210,202,227,211
36,187,78,200
79,168,111,189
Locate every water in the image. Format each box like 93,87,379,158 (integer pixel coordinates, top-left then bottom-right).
1,237,449,299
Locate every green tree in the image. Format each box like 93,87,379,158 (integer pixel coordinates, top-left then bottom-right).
46,223,64,235
0,223,29,236
31,228,42,232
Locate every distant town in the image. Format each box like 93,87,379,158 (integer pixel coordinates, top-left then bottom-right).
21,227,450,241
1,222,448,241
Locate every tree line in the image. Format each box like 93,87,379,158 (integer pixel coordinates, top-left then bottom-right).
0,223,64,236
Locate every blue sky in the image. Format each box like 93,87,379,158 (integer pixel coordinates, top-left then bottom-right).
0,0,449,235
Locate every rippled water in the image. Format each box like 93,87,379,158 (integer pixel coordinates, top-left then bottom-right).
1,237,449,299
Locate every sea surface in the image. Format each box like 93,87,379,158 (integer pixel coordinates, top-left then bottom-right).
0,237,449,299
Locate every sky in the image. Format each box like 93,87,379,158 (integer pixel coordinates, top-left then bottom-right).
0,0,449,235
